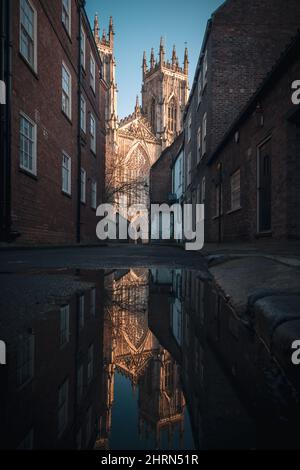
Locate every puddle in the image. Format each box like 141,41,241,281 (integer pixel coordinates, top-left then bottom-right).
0,268,299,450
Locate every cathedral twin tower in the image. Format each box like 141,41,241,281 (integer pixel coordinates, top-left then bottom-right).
93,14,189,150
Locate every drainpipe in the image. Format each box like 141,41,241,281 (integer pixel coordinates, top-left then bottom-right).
76,1,85,244
217,162,223,244
0,0,12,242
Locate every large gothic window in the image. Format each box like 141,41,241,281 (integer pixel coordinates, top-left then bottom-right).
168,98,177,133
150,99,156,133
126,145,150,207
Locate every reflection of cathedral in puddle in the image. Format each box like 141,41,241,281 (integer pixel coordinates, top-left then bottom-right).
96,269,185,449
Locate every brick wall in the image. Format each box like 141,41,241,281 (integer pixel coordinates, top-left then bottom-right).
8,0,105,245
206,40,300,242
183,0,300,242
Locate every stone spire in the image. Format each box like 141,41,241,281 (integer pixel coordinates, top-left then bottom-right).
109,16,114,47
150,48,155,70
172,45,177,67
134,95,141,116
94,13,100,41
159,37,165,66
102,28,107,43
184,46,189,76
142,51,147,78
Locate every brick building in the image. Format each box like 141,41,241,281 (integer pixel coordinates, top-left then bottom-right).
182,0,300,242
207,32,300,242
0,0,106,245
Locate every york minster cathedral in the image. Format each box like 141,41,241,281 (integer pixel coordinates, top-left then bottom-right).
93,14,189,208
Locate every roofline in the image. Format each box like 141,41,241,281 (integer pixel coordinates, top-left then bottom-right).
81,4,103,66
183,19,212,121
208,29,300,166
170,142,184,169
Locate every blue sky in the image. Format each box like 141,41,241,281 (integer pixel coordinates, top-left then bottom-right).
85,0,224,118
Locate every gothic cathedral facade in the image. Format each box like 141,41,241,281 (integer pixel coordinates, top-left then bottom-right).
93,15,189,208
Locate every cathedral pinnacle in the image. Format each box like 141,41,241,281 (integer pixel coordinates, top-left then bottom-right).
184,46,189,75
142,51,147,77
134,95,141,116
150,48,155,70
172,45,177,67
159,37,165,66
94,13,100,41
109,16,114,47
109,16,114,34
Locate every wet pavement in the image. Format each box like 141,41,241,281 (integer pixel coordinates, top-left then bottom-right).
0,244,206,272
1,264,300,450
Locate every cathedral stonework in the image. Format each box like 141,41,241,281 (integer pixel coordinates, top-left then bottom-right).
142,39,189,148
94,16,189,208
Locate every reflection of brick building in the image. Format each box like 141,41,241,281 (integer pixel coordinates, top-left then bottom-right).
0,1,105,244
175,270,257,449
176,269,300,449
0,271,104,450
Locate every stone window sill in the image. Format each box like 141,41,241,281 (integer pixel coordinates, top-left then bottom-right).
226,206,242,215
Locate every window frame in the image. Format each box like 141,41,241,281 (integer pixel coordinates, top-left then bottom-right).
201,176,206,204
187,152,192,186
80,168,86,204
168,98,177,133
19,0,37,72
80,94,86,133
202,112,207,156
80,25,86,70
90,113,96,154
91,181,97,209
178,155,183,191
197,126,201,163
62,0,71,36
62,62,72,120
60,305,70,347
62,152,72,196
188,114,192,142
19,112,37,176
58,378,69,437
230,169,241,211
90,53,96,93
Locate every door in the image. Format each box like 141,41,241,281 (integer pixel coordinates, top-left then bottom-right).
258,140,272,233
